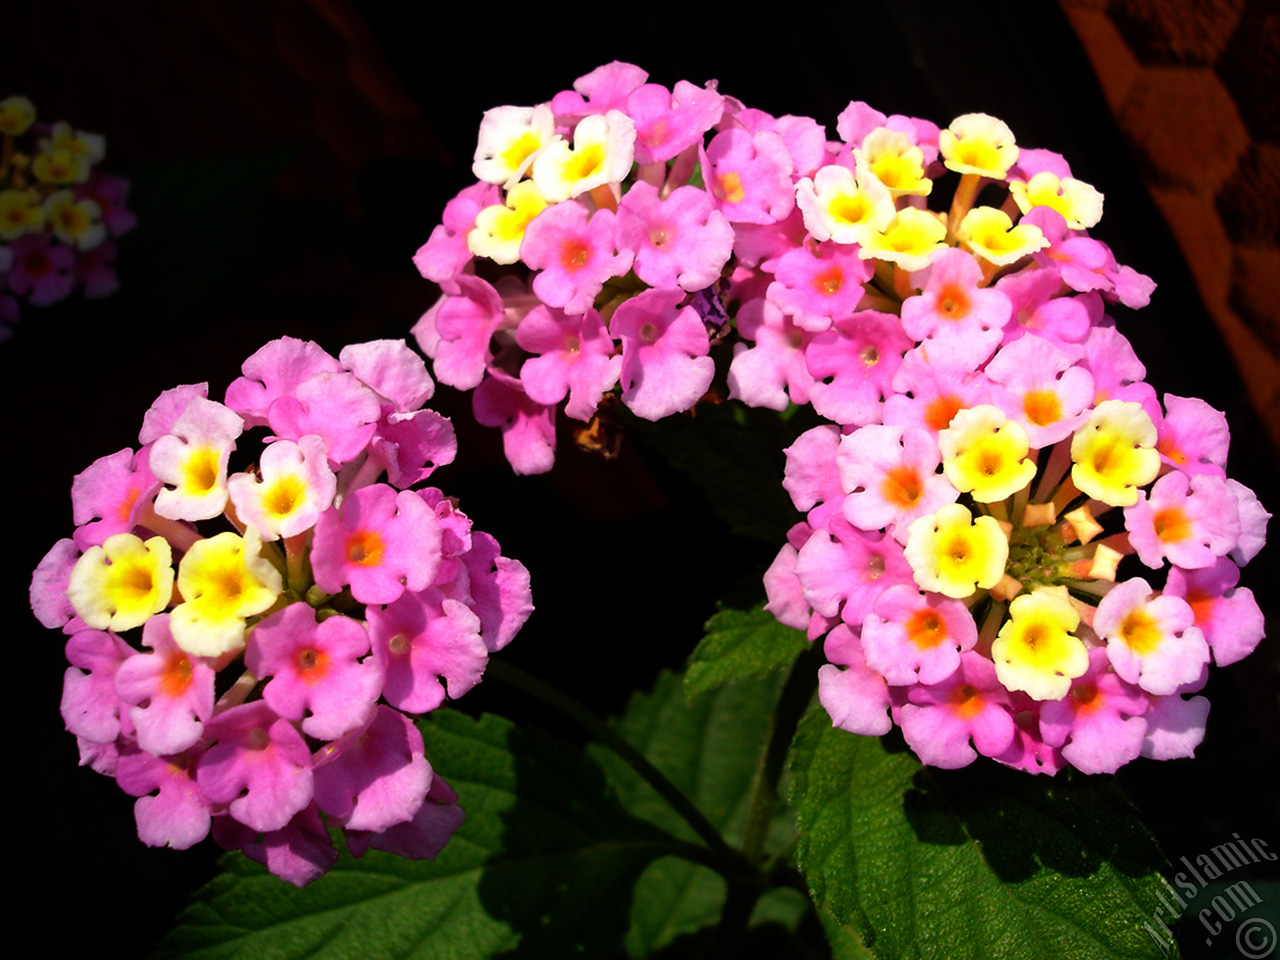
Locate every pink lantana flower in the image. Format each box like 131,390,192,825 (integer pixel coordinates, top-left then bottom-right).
727,298,817,412
1164,558,1265,667
1152,394,1230,477
1125,471,1241,570
521,202,632,315
1094,577,1210,696
247,605,382,741
984,334,1095,448
702,126,794,224
472,369,557,476
265,370,383,466
817,624,894,737
367,588,487,715
794,516,913,627
805,310,912,427
413,182,500,289
860,584,977,685
516,304,621,421
628,79,725,165
114,614,216,757
196,701,314,834
899,652,1017,769
611,287,714,421
767,241,873,333
1038,648,1149,775
70,447,159,550
616,181,733,291
5,231,76,305
115,748,211,851
224,336,343,428
311,483,443,605
313,704,432,834
901,247,1009,367
837,423,958,543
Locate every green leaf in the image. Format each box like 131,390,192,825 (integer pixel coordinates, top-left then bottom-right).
151,710,669,960
790,707,1180,960
592,669,809,957
624,401,801,545
685,603,809,700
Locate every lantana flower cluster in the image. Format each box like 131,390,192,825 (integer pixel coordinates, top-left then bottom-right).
0,95,136,336
418,61,1268,775
31,336,533,885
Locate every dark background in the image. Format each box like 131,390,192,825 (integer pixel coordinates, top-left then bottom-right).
3,3,1276,957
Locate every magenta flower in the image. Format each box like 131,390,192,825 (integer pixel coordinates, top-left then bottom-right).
516,304,621,421
1164,558,1264,666
115,748,211,851
70,447,159,550
627,79,724,165
818,624,894,737
473,368,557,476
899,653,1017,769
727,298,817,412
115,614,216,757
702,125,794,224
6,231,76,305
768,241,873,333
311,483,443,605
225,336,343,427
313,705,432,833
804,310,912,426
619,182,734,293
1125,471,1241,570
860,584,977,686
367,588,487,715
611,287,714,421
1038,648,1149,775
837,423,958,542
196,701,314,834
247,605,382,740
521,202,632,315
901,247,1009,366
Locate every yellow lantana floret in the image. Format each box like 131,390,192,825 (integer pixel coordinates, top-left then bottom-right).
531,110,635,203
0,95,37,136
170,529,282,656
468,180,550,264
45,189,105,250
940,405,1037,503
859,207,948,272
67,533,174,632
905,503,1009,599
940,113,1019,179
860,128,932,197
1009,171,1104,230
992,590,1087,700
0,189,47,241
956,207,1049,266
795,162,896,247
1070,400,1160,507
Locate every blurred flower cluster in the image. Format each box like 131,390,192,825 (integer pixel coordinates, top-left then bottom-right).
31,336,532,885
0,95,135,337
